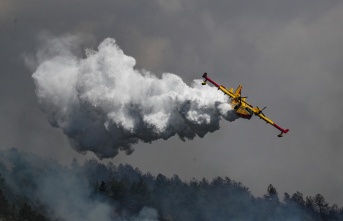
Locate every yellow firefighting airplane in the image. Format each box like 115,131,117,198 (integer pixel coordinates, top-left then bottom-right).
201,73,289,137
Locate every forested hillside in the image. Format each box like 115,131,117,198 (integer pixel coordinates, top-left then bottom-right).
0,148,342,221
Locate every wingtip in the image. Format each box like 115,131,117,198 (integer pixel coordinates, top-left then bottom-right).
278,129,289,137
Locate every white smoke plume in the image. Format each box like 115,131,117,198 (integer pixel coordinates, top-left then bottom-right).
32,36,237,158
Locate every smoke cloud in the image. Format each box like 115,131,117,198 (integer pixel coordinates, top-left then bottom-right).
32,36,237,158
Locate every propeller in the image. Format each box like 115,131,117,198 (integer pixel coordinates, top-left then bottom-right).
257,106,266,116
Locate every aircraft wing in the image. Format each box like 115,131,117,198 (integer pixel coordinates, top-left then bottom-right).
253,108,289,137
202,73,238,99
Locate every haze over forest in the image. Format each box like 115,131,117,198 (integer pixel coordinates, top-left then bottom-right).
0,149,342,220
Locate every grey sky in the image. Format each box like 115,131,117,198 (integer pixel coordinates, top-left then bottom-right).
1,0,343,205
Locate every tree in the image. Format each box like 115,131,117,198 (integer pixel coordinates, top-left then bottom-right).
211,176,225,187
199,178,209,188
131,178,150,199
291,191,305,207
130,178,151,212
155,174,168,188
0,190,9,215
189,178,199,189
170,175,183,187
109,177,128,201
264,184,279,202
305,196,315,211
283,192,291,203
313,193,329,214
99,180,108,194
329,204,339,218
17,202,34,221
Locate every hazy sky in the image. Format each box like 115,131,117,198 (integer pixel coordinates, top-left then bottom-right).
1,0,343,205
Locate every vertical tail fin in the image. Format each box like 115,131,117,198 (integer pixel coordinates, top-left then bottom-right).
235,85,242,96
